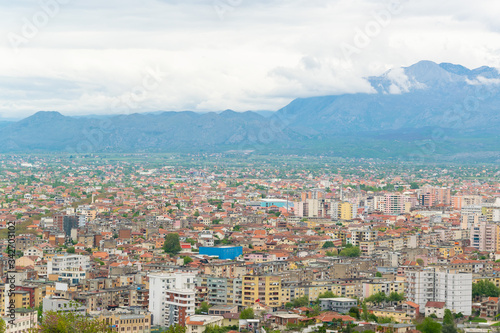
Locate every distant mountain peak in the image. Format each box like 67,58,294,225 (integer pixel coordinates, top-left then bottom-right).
368,60,500,94
30,111,65,118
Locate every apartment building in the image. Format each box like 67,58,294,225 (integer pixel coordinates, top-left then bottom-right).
349,229,378,246
470,221,497,252
149,272,196,327
99,311,151,333
384,194,405,215
206,277,228,306
405,268,472,315
242,275,281,311
47,254,91,275
362,281,405,298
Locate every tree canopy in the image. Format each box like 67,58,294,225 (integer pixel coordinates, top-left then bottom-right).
416,317,442,333
442,309,457,333
339,246,361,257
33,311,113,333
162,325,186,333
322,241,335,249
472,280,500,298
286,295,309,308
195,301,211,315
239,308,255,319
163,233,181,255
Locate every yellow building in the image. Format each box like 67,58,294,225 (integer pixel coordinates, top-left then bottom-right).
11,291,30,310
473,277,500,288
308,285,333,302
454,245,463,256
438,246,456,258
46,283,78,298
371,308,412,323
339,202,352,220
363,281,405,298
332,284,357,298
483,207,493,222
99,311,151,333
359,241,376,256
303,220,317,229
242,275,281,309
281,286,306,305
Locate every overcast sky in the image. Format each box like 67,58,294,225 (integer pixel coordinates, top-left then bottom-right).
0,0,499,119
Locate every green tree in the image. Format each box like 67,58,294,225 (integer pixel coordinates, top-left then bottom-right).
442,309,457,333
162,324,186,333
66,247,75,254
443,309,454,326
375,272,382,278
163,233,181,255
365,292,387,305
196,301,211,315
0,318,5,333
36,304,43,323
291,295,309,308
203,325,224,333
416,317,442,333
442,324,458,333
339,246,361,257
322,241,335,249
34,311,113,332
387,292,404,302
349,306,360,319
362,302,369,321
183,256,193,265
240,308,255,319
318,291,337,299
472,280,500,298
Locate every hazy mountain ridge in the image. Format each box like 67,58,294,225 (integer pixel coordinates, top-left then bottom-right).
1,61,499,159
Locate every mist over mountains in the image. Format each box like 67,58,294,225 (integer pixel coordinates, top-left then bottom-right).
1,61,499,161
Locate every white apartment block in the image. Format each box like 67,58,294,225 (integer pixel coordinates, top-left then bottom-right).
47,254,91,275
149,272,196,327
405,268,472,315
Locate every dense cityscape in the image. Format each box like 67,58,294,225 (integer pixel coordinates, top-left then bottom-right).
2,1,500,332
0,154,498,332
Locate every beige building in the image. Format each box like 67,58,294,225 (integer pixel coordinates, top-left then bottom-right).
186,315,224,333
99,311,151,333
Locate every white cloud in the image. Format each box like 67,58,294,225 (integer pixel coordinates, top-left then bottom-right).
0,0,499,119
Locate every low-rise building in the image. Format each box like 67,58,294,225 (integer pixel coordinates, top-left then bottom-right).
186,315,224,333
319,297,357,313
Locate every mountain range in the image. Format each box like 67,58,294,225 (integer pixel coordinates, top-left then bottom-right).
1,60,499,161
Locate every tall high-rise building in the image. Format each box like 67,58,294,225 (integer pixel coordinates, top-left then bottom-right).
339,202,352,220
419,187,451,207
470,221,497,252
149,272,196,327
242,275,281,311
405,268,472,315
384,194,405,215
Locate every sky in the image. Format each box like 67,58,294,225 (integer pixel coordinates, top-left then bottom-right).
0,0,499,119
